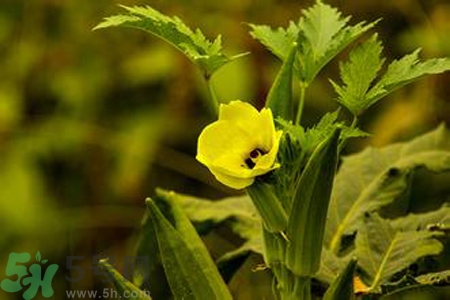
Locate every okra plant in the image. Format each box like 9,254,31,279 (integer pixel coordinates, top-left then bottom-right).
95,1,450,299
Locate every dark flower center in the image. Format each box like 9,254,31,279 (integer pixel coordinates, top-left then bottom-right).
244,148,266,169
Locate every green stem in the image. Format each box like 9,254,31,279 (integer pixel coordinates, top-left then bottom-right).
205,76,219,116
295,83,307,125
350,114,358,128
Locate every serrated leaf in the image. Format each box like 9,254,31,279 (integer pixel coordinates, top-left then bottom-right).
331,34,385,116
334,43,450,116
99,260,152,300
250,2,377,84
296,2,378,84
325,125,450,254
366,49,450,106
355,213,444,293
249,22,299,60
146,197,232,299
94,5,244,77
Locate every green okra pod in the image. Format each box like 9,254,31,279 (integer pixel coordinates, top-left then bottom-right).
286,128,341,276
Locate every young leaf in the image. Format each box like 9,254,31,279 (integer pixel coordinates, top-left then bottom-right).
355,213,444,293
99,259,152,300
325,125,450,254
266,42,297,120
331,34,385,116
146,197,232,299
249,1,377,84
35,251,41,262
249,22,299,61
286,128,341,276
366,49,450,106
296,2,378,84
323,258,357,300
94,5,244,78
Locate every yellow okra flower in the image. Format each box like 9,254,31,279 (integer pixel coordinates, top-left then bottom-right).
196,100,283,189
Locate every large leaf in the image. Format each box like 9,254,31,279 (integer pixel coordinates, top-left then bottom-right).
156,189,263,262
391,204,450,231
325,125,450,254
315,249,351,285
355,213,444,293
94,5,245,77
249,1,377,84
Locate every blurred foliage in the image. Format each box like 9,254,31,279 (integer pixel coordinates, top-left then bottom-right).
0,0,449,299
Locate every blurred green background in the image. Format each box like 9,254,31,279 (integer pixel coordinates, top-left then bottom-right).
0,0,449,299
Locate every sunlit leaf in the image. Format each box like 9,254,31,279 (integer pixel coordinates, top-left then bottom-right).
331,34,385,116
325,125,450,254
94,5,245,77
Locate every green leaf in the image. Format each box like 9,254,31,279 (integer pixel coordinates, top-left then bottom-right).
333,40,450,116
94,5,245,77
323,258,357,300
156,189,263,262
325,125,450,254
355,213,444,293
146,197,232,300
266,42,297,120
99,260,152,299
286,128,341,276
416,270,450,286
250,2,377,84
296,2,378,84
391,204,450,231
315,249,351,285
35,251,41,262
331,34,385,116
366,49,450,106
249,22,299,60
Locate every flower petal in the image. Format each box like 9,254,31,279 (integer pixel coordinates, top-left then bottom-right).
209,167,254,189
196,120,253,165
